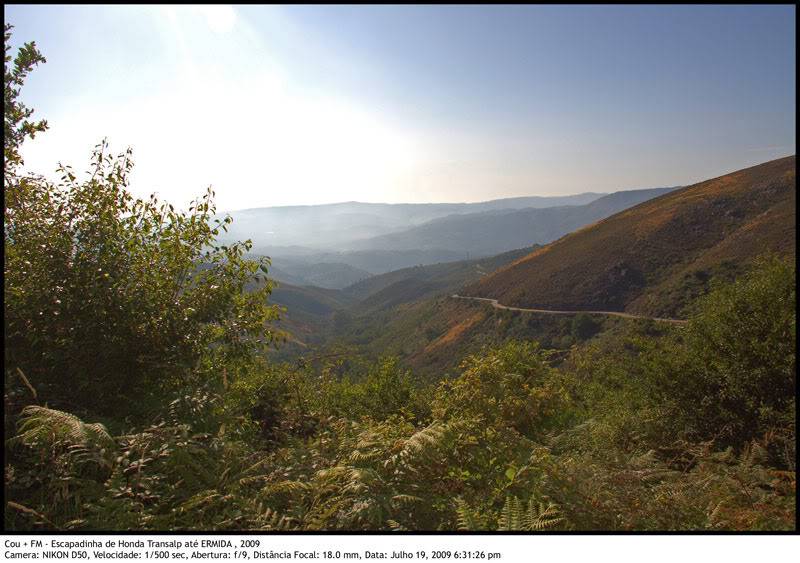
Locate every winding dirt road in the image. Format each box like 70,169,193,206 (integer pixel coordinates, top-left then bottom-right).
450,294,687,325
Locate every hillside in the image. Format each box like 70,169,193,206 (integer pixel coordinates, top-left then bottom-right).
263,246,541,354
345,187,676,256
258,282,355,356
466,156,796,316
271,283,355,318
266,248,469,279
268,258,371,289
342,246,538,306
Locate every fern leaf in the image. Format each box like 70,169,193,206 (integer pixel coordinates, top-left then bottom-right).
13,406,115,452
498,496,563,531
455,498,486,531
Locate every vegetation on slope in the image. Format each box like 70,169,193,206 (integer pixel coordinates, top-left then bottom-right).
267,259,371,290
342,246,538,309
258,246,542,359
467,156,795,316
6,257,795,531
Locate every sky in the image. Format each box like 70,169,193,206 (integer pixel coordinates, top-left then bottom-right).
5,5,796,211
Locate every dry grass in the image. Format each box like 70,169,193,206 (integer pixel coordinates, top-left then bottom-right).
467,156,796,316
423,311,486,353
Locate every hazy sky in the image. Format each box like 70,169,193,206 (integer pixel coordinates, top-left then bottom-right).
6,5,796,211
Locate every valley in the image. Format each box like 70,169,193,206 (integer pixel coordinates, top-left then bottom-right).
5,6,795,534
261,156,794,377
227,188,675,288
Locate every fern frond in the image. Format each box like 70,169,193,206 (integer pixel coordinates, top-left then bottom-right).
177,492,224,513
13,406,115,452
349,449,382,463
265,480,310,495
391,494,423,505
454,498,486,531
6,501,60,530
526,500,563,531
401,422,448,455
259,507,297,531
498,496,563,531
498,496,523,530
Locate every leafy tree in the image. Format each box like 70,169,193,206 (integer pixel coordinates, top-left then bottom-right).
4,23,47,180
3,27,281,418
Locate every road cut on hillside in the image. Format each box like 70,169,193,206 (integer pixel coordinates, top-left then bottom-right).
450,294,688,325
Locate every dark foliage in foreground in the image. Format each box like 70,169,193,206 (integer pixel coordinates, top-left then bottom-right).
5,251,795,530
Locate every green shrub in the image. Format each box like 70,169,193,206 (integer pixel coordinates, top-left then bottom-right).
6,145,282,417
571,313,600,340
432,341,569,440
642,256,795,448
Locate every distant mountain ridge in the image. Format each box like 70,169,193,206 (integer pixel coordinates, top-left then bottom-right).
344,187,677,256
267,258,371,290
226,188,675,287
218,193,606,251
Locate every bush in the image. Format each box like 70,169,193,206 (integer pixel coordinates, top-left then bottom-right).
432,341,570,440
4,27,281,419
571,313,600,340
642,256,796,448
5,144,281,418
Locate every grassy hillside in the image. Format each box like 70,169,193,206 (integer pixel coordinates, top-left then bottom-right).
268,246,540,327
271,283,355,318
267,247,542,364
342,246,538,307
467,156,796,317
237,282,354,357
329,295,605,376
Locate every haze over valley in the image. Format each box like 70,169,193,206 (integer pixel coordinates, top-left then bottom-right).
224,188,675,287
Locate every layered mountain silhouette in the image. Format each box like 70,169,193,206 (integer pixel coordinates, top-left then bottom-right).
342,188,676,256
219,193,605,250
222,189,674,286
